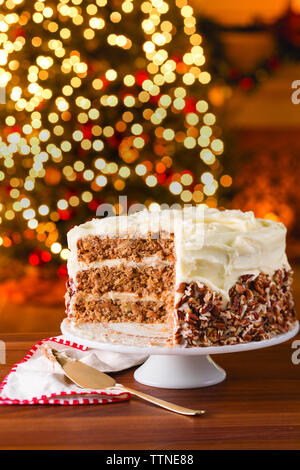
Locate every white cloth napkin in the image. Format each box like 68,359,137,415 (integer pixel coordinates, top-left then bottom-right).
0,336,148,405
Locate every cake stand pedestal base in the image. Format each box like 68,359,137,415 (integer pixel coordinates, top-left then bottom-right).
133,354,226,389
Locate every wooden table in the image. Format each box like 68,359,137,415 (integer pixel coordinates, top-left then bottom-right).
0,331,299,450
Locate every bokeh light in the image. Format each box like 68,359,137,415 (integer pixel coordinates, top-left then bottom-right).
0,0,225,263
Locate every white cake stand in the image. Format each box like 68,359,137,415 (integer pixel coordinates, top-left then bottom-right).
61,319,299,389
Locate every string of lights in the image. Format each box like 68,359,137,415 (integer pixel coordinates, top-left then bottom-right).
0,0,227,268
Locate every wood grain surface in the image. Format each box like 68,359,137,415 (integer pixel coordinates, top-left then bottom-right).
0,331,299,450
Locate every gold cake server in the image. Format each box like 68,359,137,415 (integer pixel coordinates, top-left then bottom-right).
51,349,205,416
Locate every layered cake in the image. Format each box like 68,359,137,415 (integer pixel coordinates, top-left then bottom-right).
65,207,296,347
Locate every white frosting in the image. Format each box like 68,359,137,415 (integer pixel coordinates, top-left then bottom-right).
67,206,289,301
72,292,163,302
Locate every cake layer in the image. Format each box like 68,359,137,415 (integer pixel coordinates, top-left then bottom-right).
75,263,175,298
68,296,171,324
77,234,175,263
173,268,295,347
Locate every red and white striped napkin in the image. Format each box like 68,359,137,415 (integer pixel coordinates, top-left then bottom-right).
0,336,147,405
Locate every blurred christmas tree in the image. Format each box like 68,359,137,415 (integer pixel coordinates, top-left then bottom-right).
0,0,226,268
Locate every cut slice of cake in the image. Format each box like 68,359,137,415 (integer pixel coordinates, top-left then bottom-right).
65,206,296,347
